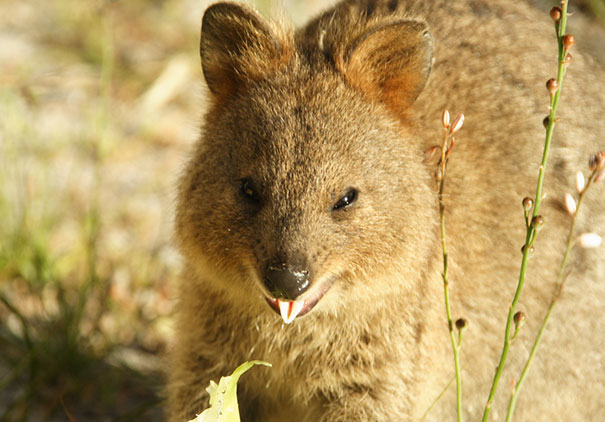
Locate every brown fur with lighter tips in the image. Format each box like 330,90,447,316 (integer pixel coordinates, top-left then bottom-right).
168,1,605,421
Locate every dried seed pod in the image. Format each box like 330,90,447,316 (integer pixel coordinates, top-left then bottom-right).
550,6,562,22
531,215,545,231
522,197,534,212
514,311,526,328
562,34,575,52
546,78,559,96
455,318,467,330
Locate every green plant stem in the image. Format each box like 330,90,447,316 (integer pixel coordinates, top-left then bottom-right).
506,173,594,421
438,127,463,422
481,2,570,420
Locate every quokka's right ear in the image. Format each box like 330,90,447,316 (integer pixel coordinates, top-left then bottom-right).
201,2,289,98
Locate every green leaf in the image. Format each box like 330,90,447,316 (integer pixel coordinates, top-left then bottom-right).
188,360,272,422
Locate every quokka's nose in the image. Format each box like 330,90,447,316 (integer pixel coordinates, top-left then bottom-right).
263,263,311,301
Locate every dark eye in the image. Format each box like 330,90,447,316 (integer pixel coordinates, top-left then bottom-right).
240,178,260,203
333,188,358,211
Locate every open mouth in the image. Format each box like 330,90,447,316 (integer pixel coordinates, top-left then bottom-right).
264,276,336,324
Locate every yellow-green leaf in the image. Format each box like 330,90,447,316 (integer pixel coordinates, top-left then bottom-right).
188,361,271,422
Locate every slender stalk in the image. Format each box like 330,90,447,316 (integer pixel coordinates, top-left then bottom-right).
421,374,457,421
437,125,463,422
506,170,597,421
481,2,571,420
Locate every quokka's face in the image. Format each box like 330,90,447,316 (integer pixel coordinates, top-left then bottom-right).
177,69,438,323
176,2,439,323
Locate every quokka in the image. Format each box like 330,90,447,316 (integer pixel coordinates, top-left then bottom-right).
168,0,605,420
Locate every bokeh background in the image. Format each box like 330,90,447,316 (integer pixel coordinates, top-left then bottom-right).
0,0,602,421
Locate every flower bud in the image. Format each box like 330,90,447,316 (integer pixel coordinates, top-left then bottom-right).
596,169,605,183
445,138,456,158
435,167,442,182
550,6,562,22
424,145,439,164
562,34,575,52
513,311,526,328
531,215,544,231
546,78,559,96
455,318,467,330
576,171,585,193
522,197,534,212
564,193,576,215
598,151,605,168
442,109,450,129
579,233,603,248
564,53,572,68
450,113,465,134
589,154,598,171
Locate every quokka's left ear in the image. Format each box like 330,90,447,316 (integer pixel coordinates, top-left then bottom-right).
342,20,433,118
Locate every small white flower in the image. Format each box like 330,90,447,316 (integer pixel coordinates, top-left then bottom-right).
575,171,585,193
578,233,602,248
564,193,576,215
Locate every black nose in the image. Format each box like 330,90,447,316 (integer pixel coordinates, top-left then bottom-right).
263,263,311,300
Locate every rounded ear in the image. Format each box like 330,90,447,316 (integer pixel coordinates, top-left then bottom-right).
344,20,433,118
201,3,281,98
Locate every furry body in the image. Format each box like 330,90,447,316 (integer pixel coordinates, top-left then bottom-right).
168,1,605,420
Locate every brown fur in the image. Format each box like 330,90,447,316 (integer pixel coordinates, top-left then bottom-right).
168,1,605,420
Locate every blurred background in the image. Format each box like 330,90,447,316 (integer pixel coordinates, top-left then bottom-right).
0,0,602,421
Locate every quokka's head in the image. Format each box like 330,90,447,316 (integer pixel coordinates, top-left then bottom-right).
176,2,439,323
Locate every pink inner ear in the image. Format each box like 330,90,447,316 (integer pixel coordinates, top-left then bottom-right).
343,21,433,118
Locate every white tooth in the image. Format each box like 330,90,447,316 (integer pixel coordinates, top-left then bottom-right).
278,299,305,324
290,300,305,321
